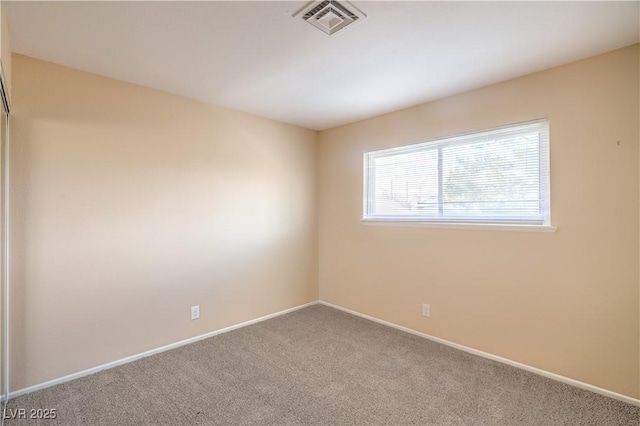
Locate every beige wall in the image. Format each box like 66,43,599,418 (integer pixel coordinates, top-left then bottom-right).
318,45,640,398
10,54,318,391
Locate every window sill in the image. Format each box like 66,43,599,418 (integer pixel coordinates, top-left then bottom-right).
361,219,557,233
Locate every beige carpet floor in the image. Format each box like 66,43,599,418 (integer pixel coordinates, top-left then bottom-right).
4,304,639,425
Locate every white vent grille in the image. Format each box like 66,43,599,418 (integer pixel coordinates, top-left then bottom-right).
294,1,366,36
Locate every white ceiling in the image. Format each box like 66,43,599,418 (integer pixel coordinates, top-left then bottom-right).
5,1,640,130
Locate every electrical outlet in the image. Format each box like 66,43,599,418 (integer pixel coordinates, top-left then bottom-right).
191,305,200,320
422,303,431,318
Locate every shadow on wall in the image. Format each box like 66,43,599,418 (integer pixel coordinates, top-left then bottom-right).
8,54,317,391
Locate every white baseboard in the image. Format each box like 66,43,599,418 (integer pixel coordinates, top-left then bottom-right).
10,301,319,399
10,300,640,408
319,301,640,407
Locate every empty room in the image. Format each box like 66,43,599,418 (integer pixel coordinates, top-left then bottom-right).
0,1,636,425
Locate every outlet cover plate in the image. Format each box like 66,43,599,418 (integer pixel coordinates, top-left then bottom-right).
191,305,200,320
422,303,431,318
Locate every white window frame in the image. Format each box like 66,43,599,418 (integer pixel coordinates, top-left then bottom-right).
362,119,555,232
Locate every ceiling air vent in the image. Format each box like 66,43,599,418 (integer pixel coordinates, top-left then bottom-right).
293,1,366,36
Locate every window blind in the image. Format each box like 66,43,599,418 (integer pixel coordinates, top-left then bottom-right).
363,119,550,225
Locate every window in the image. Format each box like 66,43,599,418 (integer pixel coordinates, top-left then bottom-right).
363,119,551,228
